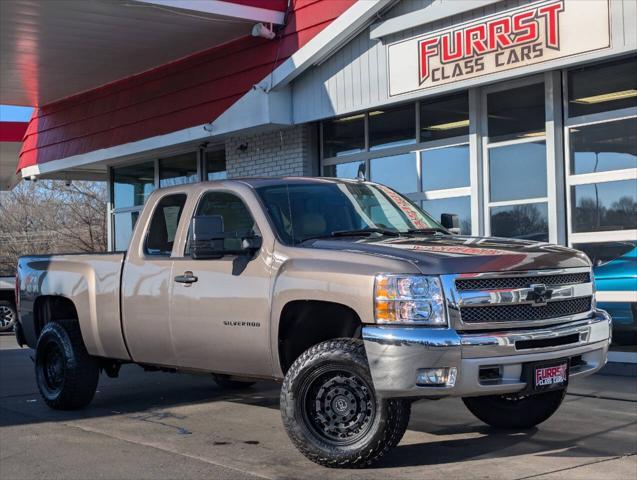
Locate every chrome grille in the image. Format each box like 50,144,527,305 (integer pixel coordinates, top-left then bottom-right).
460,296,593,324
455,272,590,291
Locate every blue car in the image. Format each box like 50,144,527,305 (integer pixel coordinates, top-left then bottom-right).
577,241,637,345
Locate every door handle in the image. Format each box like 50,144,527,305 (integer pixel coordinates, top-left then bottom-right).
174,271,198,285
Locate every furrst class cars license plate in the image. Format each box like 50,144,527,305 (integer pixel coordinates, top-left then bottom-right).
534,361,568,391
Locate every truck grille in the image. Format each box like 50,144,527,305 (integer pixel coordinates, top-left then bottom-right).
460,296,593,324
455,272,590,291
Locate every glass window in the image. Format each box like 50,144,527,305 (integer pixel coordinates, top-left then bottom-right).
490,202,549,242
370,153,418,193
159,153,198,187
573,241,636,268
571,180,637,233
323,161,366,180
420,93,469,142
422,196,471,235
368,104,415,150
489,142,547,202
422,145,470,191
205,150,227,181
145,194,187,256
113,162,155,209
323,114,365,158
191,192,256,252
256,182,441,245
487,83,545,141
568,56,637,117
113,211,140,251
570,118,637,175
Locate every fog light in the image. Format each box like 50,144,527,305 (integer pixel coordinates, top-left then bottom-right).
416,367,457,387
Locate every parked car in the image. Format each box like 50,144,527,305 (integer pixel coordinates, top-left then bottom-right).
15,178,611,468
0,276,17,332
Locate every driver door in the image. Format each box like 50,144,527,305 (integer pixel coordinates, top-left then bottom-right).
169,189,273,376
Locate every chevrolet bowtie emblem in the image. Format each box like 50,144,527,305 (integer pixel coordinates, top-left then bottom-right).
527,284,553,307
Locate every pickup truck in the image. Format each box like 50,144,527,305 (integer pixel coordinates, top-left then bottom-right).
15,178,611,468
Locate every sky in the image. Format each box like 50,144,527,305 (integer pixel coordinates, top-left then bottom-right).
0,105,33,122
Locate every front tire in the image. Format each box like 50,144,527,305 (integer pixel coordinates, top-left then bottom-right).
35,320,99,410
280,339,410,468
0,300,17,332
462,389,566,429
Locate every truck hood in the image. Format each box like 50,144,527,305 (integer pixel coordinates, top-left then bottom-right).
305,235,590,274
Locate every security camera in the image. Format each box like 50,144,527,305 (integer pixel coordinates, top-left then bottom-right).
251,23,276,40
65,179,72,187
30,175,37,182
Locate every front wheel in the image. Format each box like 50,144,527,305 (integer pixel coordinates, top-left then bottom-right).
35,320,99,410
280,339,410,468
0,301,17,332
462,389,566,429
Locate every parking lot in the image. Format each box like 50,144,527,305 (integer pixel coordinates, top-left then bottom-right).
0,333,635,480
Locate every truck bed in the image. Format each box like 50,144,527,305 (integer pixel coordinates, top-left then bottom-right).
17,252,130,360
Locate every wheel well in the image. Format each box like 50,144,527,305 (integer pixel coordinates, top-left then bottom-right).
33,296,79,338
0,290,15,305
278,300,362,374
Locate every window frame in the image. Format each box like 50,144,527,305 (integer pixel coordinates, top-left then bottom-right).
562,60,637,247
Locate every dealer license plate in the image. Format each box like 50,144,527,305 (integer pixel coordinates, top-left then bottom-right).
533,360,569,392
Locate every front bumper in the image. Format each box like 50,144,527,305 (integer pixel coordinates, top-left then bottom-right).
362,308,611,398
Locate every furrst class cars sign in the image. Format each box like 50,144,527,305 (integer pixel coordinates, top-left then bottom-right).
387,0,610,96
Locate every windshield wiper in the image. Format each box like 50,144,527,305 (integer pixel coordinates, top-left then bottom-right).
299,228,401,243
407,227,448,235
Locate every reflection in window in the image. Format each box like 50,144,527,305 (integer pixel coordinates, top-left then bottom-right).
323,115,365,158
193,192,256,251
570,118,637,175
491,202,548,242
489,142,547,202
323,161,366,180
159,153,198,187
422,145,470,191
572,180,637,233
113,162,155,209
114,211,140,251
369,104,415,150
568,56,637,117
487,83,545,141
422,196,471,235
420,93,469,142
205,150,227,181
370,153,418,193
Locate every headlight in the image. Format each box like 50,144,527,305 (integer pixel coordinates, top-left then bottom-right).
374,274,447,326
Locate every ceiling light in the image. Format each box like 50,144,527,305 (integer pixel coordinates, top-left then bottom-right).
423,119,469,131
335,114,365,123
520,131,546,138
572,89,637,105
369,110,384,116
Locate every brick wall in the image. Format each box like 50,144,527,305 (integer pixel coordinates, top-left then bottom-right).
226,124,318,178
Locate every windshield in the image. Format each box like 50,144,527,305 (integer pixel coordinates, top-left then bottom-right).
256,181,443,245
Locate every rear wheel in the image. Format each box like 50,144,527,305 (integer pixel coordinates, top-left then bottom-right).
462,389,566,429
280,339,410,468
35,320,99,410
0,301,17,332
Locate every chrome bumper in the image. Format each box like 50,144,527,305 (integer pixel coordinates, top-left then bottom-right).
362,309,611,398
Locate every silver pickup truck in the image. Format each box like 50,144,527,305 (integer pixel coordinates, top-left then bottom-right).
16,178,611,468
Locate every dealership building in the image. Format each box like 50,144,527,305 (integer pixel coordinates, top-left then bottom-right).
2,0,636,358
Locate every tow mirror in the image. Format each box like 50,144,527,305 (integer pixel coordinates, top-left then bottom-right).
440,213,461,235
191,215,225,259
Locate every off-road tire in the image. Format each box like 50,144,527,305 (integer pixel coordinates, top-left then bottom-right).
462,388,566,429
0,300,17,332
212,374,256,389
35,320,99,410
280,338,410,468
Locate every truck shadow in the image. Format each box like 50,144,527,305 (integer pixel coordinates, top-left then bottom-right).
1,346,636,468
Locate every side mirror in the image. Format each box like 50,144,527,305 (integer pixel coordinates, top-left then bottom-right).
191,215,225,259
440,213,461,235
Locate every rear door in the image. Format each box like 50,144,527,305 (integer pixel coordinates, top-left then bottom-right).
121,191,188,366
169,188,274,376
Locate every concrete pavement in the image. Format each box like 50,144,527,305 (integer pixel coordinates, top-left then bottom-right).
1,334,635,479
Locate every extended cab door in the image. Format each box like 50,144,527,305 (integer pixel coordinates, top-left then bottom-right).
169,186,274,376
121,191,188,366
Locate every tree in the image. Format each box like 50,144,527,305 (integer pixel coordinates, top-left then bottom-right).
0,180,107,276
